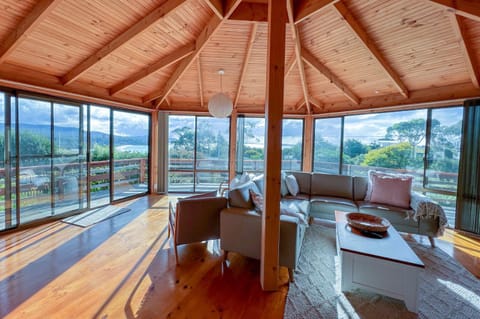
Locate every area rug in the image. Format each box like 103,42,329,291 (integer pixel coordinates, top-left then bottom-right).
62,206,130,227
284,224,480,319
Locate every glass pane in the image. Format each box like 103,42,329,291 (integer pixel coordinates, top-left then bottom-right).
282,119,303,171
0,93,5,229
53,103,81,214
195,172,229,192
113,110,149,200
242,117,265,174
168,171,194,192
196,117,229,171
90,105,110,207
313,118,342,174
168,115,195,171
425,107,463,226
342,110,427,190
18,97,52,222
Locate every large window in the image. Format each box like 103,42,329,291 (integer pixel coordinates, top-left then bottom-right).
313,117,342,174
0,90,150,231
168,115,229,192
313,107,462,226
236,117,304,174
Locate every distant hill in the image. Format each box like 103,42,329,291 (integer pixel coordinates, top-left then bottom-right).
0,123,148,149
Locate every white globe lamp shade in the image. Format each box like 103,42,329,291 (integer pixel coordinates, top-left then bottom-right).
208,92,233,118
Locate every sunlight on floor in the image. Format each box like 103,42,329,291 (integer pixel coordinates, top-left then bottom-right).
438,279,480,311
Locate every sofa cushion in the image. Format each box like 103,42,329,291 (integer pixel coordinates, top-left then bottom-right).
282,193,310,201
369,172,413,209
252,174,264,195
249,189,263,213
280,172,289,197
357,201,417,229
229,181,259,209
310,195,357,208
285,171,311,194
286,174,300,196
311,173,353,199
353,176,368,201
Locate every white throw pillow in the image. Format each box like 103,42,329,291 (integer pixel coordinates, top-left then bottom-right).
285,174,299,196
280,172,289,197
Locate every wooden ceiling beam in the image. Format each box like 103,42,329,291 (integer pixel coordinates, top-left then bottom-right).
309,95,323,109
302,47,360,104
229,3,268,22
449,14,480,88
203,0,224,19
148,0,243,108
295,0,339,24
234,23,258,108
428,0,480,22
110,43,195,95
0,0,62,65
334,1,409,98
61,0,187,86
284,55,297,79
196,57,205,108
287,0,311,114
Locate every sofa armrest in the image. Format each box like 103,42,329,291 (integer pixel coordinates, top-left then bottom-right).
220,208,305,269
410,191,448,236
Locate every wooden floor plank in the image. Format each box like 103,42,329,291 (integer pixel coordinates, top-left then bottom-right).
0,194,479,318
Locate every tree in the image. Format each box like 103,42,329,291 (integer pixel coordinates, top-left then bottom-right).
344,139,368,158
362,142,412,169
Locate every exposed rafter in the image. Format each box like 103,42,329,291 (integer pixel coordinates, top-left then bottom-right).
284,55,297,79
449,14,480,88
334,1,409,98
61,0,187,86
287,0,311,114
234,23,258,108
428,0,480,23
203,0,223,19
295,0,339,24
196,57,205,107
302,47,360,104
110,43,195,96
148,0,243,108
309,95,323,109
0,0,62,64
295,98,306,111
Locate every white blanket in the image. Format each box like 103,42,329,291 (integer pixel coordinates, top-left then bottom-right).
409,192,449,237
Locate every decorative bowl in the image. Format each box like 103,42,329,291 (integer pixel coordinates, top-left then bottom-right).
346,212,391,233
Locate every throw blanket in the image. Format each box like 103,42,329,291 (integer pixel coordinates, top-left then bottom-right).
409,192,449,237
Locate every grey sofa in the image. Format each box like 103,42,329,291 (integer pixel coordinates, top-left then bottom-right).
220,171,445,281
286,171,444,246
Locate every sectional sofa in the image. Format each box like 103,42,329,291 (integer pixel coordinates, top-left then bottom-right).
220,171,447,281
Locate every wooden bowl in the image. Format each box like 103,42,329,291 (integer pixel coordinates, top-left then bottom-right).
346,212,391,233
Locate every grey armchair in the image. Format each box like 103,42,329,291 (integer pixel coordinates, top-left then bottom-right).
168,194,228,264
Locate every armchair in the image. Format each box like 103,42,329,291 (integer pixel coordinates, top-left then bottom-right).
168,194,228,264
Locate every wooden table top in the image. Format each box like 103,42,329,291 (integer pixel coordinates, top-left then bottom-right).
335,211,425,268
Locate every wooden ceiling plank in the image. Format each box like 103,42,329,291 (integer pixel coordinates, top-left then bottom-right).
449,14,480,88
196,57,205,107
287,0,311,114
229,2,268,22
61,0,187,86
234,23,258,108
308,95,323,109
302,47,360,104
284,55,297,79
149,0,244,108
295,0,339,24
334,1,409,98
428,0,480,22
0,0,62,64
110,43,195,95
203,0,224,19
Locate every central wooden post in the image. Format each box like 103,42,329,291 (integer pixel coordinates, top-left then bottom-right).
261,0,286,291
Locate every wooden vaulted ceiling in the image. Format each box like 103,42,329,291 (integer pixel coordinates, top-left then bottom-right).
1,0,480,114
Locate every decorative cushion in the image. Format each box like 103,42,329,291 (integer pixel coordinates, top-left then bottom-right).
252,174,264,195
249,189,264,213
230,172,251,189
229,181,259,209
369,172,413,209
280,172,289,197
285,174,299,196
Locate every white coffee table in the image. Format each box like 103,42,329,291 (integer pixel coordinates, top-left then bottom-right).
335,211,425,313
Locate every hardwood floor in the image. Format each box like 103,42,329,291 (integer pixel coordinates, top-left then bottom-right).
1,194,479,318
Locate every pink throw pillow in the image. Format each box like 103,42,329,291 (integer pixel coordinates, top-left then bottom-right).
249,189,264,213
369,173,412,209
